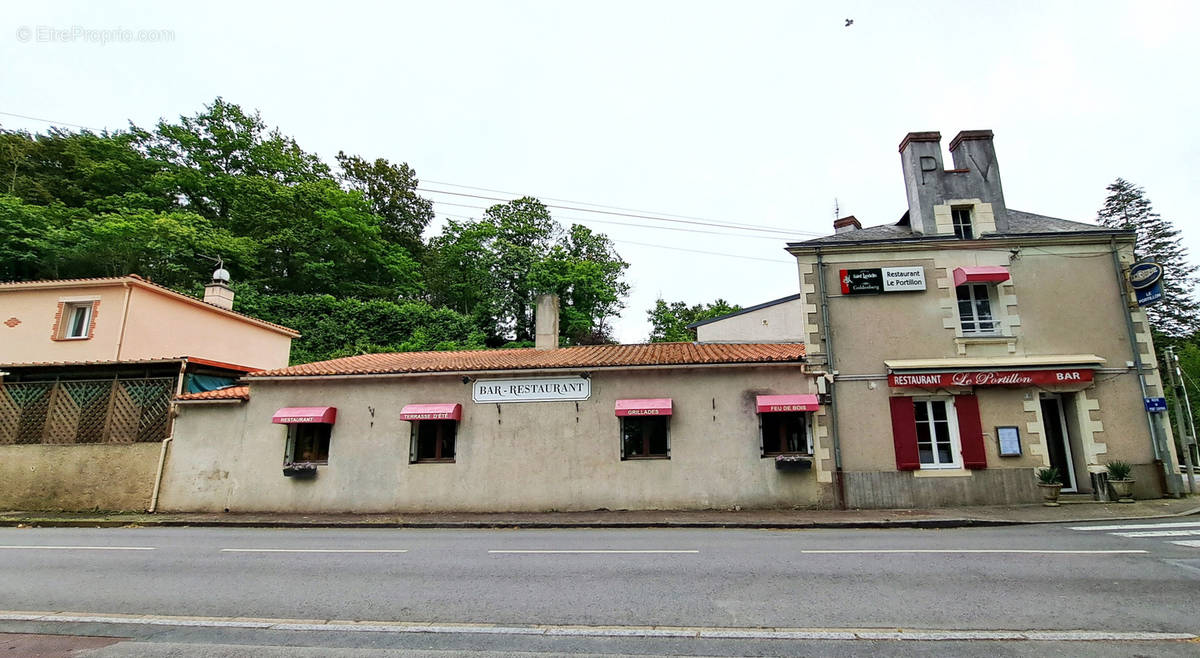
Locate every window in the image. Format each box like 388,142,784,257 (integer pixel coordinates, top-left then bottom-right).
913,399,960,468
286,424,331,464
621,416,669,459
957,283,999,335
59,302,94,339
411,419,456,462
951,207,974,239
760,412,811,456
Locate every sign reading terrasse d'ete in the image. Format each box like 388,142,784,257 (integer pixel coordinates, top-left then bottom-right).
472,376,591,403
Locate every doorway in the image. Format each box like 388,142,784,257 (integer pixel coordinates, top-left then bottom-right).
1040,394,1078,492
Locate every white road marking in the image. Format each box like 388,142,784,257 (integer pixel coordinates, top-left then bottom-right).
798,549,1146,555
0,610,1193,641
1112,529,1200,538
1069,521,1200,531
220,548,409,553
0,545,155,551
487,549,699,554
1171,540,1200,548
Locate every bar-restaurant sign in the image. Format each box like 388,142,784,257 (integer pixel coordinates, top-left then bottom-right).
473,376,591,403
888,369,1093,388
840,266,926,294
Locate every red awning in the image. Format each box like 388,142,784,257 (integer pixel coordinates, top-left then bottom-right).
953,266,1011,287
272,407,337,424
756,394,820,413
615,398,673,417
400,403,462,421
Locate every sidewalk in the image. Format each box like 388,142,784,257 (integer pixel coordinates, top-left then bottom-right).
2,497,1197,529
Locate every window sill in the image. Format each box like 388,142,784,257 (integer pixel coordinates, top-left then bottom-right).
763,453,814,459
912,467,972,478
957,334,1008,342
412,458,456,464
622,455,669,461
53,336,92,341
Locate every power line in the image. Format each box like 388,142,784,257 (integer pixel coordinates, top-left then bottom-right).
420,187,816,237
0,110,105,132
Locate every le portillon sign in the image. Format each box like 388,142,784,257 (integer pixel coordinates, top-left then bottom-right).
1129,260,1164,307
840,266,926,295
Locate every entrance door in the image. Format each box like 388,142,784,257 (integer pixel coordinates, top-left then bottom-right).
1040,394,1078,492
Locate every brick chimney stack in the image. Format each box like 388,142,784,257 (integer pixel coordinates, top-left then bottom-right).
534,294,559,350
833,216,861,234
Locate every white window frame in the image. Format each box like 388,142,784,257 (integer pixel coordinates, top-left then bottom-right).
913,397,962,469
61,302,94,339
951,206,974,239
957,283,1000,336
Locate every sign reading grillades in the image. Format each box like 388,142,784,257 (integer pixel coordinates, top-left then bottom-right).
472,376,591,403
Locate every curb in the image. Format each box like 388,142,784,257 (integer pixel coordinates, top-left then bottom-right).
0,506,1196,530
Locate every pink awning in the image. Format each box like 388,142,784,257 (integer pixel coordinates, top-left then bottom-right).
272,406,337,424
756,394,820,413
953,266,1011,287
400,403,462,421
615,398,673,417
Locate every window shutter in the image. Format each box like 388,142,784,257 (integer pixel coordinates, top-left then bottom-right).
956,395,987,469
409,422,419,464
889,396,920,471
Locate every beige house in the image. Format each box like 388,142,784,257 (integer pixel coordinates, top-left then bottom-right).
698,130,1181,507
0,273,298,511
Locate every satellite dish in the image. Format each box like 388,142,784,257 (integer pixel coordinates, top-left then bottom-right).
212,268,231,283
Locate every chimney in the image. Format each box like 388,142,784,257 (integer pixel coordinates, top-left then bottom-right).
947,130,1008,231
534,293,559,350
833,215,861,234
203,267,234,311
898,131,943,235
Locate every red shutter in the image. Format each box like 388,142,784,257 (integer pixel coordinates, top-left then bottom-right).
956,394,987,469
889,396,920,471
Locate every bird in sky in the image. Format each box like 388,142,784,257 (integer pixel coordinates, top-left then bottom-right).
845,19,854,27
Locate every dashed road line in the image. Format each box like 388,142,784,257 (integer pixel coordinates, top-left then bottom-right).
220,548,409,553
0,610,1192,642
1171,540,1200,548
1069,521,1200,531
0,545,155,551
488,549,699,554
798,549,1146,555
1112,529,1200,538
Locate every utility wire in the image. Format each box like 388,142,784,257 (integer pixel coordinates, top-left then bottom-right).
0,110,105,132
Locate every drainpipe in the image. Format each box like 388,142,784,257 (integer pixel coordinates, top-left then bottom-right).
1109,238,1179,496
148,436,172,513
114,280,133,360
815,248,846,509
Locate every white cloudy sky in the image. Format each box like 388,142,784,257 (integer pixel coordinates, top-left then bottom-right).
2,0,1197,342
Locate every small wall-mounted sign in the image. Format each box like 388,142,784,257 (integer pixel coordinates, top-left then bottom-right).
1144,397,1167,413
840,267,926,295
473,376,591,404
996,426,1021,457
1130,260,1164,307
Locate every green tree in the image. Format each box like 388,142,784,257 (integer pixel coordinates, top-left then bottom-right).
336,152,433,255
0,194,65,280
647,298,742,342
530,224,630,344
1097,178,1200,337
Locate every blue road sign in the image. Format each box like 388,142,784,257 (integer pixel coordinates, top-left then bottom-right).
1144,397,1167,412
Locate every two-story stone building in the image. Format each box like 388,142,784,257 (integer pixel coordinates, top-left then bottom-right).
698,130,1181,507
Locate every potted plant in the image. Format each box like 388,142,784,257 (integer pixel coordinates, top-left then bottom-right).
1036,467,1063,506
1106,461,1135,502
283,461,318,478
775,454,812,472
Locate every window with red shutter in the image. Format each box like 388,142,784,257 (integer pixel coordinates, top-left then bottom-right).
955,394,988,469
889,396,921,471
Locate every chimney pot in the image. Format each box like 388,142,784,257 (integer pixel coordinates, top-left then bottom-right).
534,294,559,350
833,215,861,233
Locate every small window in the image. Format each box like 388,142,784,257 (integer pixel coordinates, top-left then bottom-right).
761,412,811,456
60,302,94,339
286,424,331,464
957,283,999,335
914,399,961,469
411,419,456,462
951,207,974,239
621,416,669,459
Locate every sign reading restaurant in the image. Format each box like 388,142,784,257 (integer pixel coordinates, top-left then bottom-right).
888,369,1093,388
841,266,926,295
472,376,591,403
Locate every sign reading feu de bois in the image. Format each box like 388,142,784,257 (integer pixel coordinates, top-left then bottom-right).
472,376,591,403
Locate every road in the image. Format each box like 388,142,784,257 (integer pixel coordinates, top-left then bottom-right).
1,520,1198,656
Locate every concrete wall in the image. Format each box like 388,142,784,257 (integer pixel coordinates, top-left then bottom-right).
695,298,807,344
0,443,161,511
120,286,292,369
159,366,834,513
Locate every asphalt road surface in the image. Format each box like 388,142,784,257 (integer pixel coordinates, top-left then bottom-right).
1,520,1197,656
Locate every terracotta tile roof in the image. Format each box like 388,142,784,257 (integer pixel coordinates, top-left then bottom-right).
177,385,250,401
249,342,807,378
0,275,299,337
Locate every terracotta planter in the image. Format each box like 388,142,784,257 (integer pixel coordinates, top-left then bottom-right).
1109,479,1135,503
1038,483,1063,506
775,456,812,472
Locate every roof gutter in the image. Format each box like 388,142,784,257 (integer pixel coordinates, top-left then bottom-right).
245,360,809,382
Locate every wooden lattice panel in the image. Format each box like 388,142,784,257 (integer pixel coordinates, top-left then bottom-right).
0,383,53,444
0,379,173,445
